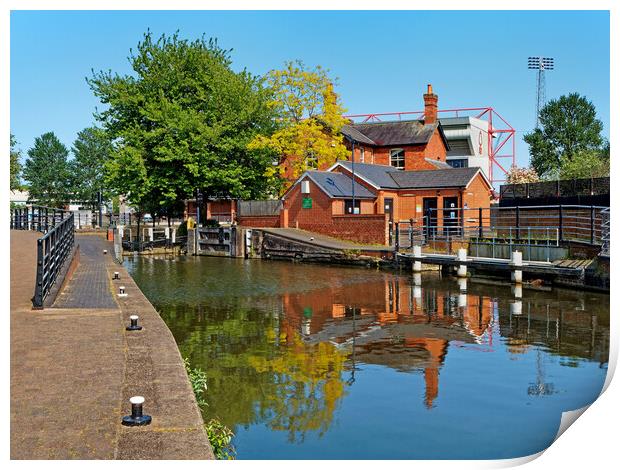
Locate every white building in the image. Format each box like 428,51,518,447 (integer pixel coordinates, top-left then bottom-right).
439,117,491,178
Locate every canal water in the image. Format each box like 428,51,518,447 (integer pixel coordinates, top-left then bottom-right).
125,255,609,460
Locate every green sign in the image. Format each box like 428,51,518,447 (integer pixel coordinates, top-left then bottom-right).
302,197,312,209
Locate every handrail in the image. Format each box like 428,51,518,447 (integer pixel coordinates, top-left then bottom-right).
10,205,75,308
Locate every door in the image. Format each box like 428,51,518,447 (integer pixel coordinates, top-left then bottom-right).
443,197,459,235
423,198,437,238
384,198,394,221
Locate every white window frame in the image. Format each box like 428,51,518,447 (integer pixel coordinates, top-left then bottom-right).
359,147,365,163
390,148,405,169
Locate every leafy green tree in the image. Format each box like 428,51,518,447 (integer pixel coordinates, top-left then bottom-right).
559,150,610,179
524,93,604,177
23,132,71,207
87,32,279,221
71,126,112,210
10,134,22,191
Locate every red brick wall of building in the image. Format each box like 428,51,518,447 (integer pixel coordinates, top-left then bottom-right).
284,177,388,245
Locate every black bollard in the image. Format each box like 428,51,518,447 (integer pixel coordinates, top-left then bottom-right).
126,315,142,331
121,396,152,426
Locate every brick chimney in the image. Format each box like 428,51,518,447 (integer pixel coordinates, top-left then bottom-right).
423,84,438,125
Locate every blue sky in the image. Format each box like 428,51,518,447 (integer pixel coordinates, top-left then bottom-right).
10,10,610,172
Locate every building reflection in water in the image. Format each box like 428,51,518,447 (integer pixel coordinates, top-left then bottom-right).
134,255,609,446
280,273,608,411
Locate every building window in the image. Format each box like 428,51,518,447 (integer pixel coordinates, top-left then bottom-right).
359,147,365,163
305,151,318,169
447,158,468,168
345,199,361,215
390,149,405,169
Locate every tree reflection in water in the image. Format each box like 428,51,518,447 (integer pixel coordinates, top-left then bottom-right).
128,256,609,454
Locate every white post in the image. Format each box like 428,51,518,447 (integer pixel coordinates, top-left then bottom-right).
511,250,523,284
413,273,422,300
172,228,176,244
165,227,170,240
457,248,467,278
458,277,467,292
118,225,124,239
510,300,523,315
413,245,422,273
148,227,154,242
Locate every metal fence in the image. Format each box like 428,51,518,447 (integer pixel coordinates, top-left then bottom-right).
500,177,610,200
11,205,71,232
395,204,608,254
600,208,610,257
10,205,75,308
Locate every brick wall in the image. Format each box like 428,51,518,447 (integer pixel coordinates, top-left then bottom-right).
237,215,280,228
284,176,388,245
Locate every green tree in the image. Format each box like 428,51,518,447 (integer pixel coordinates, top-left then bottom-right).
524,93,604,177
248,60,349,192
559,150,610,179
10,133,22,191
23,132,71,207
71,126,112,210
87,32,279,220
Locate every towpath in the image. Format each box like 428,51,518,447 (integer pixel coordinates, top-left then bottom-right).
10,230,213,459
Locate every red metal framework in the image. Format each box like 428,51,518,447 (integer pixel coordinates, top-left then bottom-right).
344,107,516,187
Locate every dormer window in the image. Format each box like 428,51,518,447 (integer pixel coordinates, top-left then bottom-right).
390,149,405,169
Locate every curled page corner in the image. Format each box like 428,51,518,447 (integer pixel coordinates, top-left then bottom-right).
554,404,591,442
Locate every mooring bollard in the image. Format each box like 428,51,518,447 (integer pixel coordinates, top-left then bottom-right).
511,250,523,284
126,314,142,331
118,286,127,297
122,396,152,426
113,271,120,280
103,249,108,255
413,245,422,273
457,248,467,278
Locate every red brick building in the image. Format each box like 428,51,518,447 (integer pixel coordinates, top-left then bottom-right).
278,162,492,245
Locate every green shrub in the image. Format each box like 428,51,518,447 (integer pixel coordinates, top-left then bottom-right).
205,418,236,460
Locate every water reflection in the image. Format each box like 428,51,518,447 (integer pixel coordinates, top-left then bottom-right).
127,256,609,459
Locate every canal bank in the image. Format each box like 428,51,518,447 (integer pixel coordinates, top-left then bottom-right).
10,231,214,459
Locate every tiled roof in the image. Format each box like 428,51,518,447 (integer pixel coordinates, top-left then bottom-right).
338,162,401,189
306,171,376,199
336,161,482,190
388,167,481,189
424,158,453,169
341,125,376,145
345,120,437,146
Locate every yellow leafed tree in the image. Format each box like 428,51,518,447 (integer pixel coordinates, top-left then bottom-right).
248,60,349,193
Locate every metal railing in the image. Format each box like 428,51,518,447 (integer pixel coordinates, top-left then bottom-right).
396,205,607,247
600,208,610,257
33,213,75,308
10,205,71,232
11,205,76,308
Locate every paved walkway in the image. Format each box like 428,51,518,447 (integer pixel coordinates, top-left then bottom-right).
10,231,213,459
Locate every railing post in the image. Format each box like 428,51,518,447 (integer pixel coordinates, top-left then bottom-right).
33,239,44,308
478,207,483,238
590,205,595,245
515,206,520,240
45,208,49,233
395,222,400,252
558,205,563,242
